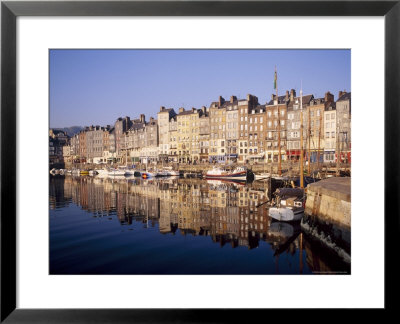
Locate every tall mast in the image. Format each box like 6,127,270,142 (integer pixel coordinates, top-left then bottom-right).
336,121,341,175
275,66,282,176
307,101,311,175
317,109,322,170
300,86,304,188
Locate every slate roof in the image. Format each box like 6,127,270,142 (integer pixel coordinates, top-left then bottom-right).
337,92,351,101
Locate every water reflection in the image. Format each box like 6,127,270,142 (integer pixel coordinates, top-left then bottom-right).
49,176,350,274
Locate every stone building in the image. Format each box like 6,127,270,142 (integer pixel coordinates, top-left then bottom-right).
168,116,178,162
79,130,87,163
307,92,334,164
85,125,107,164
324,102,337,163
114,116,131,157
176,108,197,163
70,134,80,163
238,94,259,163
225,97,239,163
157,107,176,162
124,114,146,164
247,104,266,163
336,91,351,164
140,117,158,164
265,92,289,162
199,106,210,163
286,91,313,161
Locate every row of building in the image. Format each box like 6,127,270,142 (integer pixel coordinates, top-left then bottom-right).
55,90,351,165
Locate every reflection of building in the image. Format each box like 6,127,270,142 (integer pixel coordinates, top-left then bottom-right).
49,177,281,249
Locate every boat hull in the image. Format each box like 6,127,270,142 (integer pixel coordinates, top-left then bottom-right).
205,171,247,180
269,207,304,222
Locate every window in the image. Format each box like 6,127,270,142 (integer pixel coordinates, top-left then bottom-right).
326,132,330,138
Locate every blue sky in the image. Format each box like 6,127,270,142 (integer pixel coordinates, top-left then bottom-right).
50,49,350,128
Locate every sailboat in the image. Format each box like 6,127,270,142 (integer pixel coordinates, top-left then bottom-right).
268,84,306,222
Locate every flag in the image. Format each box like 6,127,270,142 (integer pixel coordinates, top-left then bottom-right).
274,70,277,89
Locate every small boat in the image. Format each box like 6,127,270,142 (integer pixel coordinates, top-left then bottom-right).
141,171,155,179
118,166,135,176
268,188,305,222
108,168,126,177
88,170,98,176
255,173,270,180
205,166,254,181
71,169,81,176
80,170,89,175
49,168,57,175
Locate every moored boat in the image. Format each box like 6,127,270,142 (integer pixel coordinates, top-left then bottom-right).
268,188,305,222
205,166,253,181
141,171,155,179
108,168,126,176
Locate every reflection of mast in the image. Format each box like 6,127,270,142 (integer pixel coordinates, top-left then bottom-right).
299,233,303,274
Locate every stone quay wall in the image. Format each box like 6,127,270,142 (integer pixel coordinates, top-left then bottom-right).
305,177,351,230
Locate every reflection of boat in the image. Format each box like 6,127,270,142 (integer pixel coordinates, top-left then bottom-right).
269,221,300,238
268,188,305,222
268,220,301,256
205,166,254,181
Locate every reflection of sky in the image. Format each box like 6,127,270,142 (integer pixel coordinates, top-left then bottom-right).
50,49,350,128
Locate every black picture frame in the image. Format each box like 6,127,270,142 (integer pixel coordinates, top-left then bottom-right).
1,0,398,322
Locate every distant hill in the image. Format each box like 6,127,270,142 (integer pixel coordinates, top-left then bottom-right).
52,126,83,137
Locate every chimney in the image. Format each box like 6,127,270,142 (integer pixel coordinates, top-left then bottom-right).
271,94,275,101
192,107,196,113
247,94,252,102
201,106,206,114
290,89,296,101
140,114,145,123
179,107,185,113
325,91,334,103
338,90,346,99
230,95,237,103
218,96,225,107
285,90,289,101
160,106,165,112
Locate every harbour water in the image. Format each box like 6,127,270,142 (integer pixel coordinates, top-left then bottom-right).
50,176,350,275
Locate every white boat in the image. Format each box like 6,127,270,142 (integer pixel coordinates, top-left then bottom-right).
89,170,98,176
118,166,135,175
255,173,271,180
205,166,252,180
268,188,305,222
155,168,180,177
108,168,126,176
